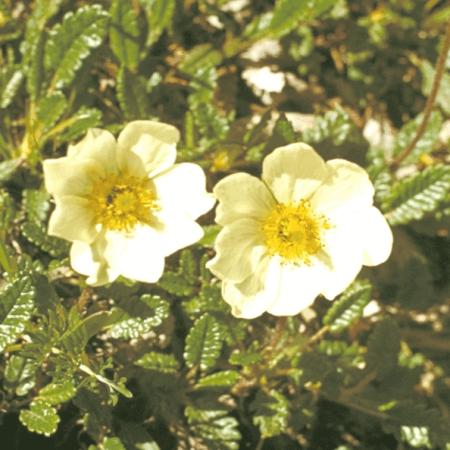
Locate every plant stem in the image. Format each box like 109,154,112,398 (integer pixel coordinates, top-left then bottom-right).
391,22,450,168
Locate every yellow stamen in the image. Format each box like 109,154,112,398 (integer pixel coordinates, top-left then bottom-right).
89,173,158,232
262,200,330,264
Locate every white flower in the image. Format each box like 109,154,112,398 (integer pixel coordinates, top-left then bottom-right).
207,143,393,319
44,121,215,286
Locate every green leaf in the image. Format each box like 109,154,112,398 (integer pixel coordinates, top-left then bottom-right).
252,390,289,438
61,309,122,354
0,66,23,109
0,275,35,352
180,44,223,76
140,0,175,46
392,111,443,164
19,400,60,437
45,5,108,89
117,66,150,119
323,280,372,333
158,271,195,296
22,188,51,224
420,60,450,115
57,107,102,142
0,159,21,183
109,0,140,70
185,405,240,450
37,380,76,405
196,370,240,389
384,165,450,225
4,355,37,396
118,421,161,450
366,318,400,380
37,91,67,132
98,437,126,450
400,426,432,449
184,314,223,371
109,295,169,340
134,352,179,374
21,221,69,258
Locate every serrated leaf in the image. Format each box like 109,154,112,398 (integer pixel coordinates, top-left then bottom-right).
229,349,261,366
140,0,175,46
37,91,67,132
184,314,223,371
252,390,289,438
21,221,69,258
0,275,35,352
384,165,450,225
109,0,140,70
185,406,240,450
61,309,123,354
135,352,179,374
57,107,102,142
4,355,37,396
392,111,443,164
180,44,223,76
323,280,372,333
0,66,23,109
196,370,240,389
45,5,108,89
158,271,194,296
366,318,400,380
22,189,51,224
19,400,60,437
38,380,76,405
117,66,149,119
109,295,169,340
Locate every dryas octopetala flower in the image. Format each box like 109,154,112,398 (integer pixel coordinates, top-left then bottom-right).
43,121,215,286
207,143,393,319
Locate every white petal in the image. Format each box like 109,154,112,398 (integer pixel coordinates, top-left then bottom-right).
360,207,393,266
117,120,179,177
262,143,329,203
67,128,118,174
70,240,118,286
48,196,97,243
311,159,375,220
266,261,326,316
213,173,275,226
154,211,205,256
43,158,102,197
154,163,215,220
320,222,364,300
103,226,165,283
207,218,265,283
222,257,280,319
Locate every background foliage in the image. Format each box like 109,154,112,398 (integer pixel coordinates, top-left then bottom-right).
0,0,450,449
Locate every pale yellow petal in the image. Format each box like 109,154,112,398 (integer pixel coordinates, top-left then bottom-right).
213,173,275,226
266,261,326,316
48,196,97,243
117,120,179,177
222,257,280,319
67,128,118,174
360,207,393,266
103,226,165,283
311,159,375,220
154,163,215,220
262,143,329,203
207,218,265,283
43,158,101,197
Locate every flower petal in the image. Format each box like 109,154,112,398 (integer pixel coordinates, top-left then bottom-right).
117,120,179,177
222,257,280,319
213,173,275,226
48,196,97,243
311,159,375,220
67,128,118,174
266,261,326,316
70,240,118,286
360,207,393,266
103,226,165,283
207,218,266,283
154,163,215,220
262,143,329,203
43,158,102,197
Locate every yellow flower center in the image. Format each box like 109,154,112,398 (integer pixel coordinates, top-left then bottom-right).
89,173,158,232
262,201,330,264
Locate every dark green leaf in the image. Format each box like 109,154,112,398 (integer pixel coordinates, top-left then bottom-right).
37,91,67,132
117,66,150,119
140,0,175,46
135,352,179,374
196,370,240,389
38,380,76,405
252,390,289,438
109,0,140,70
184,314,223,371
